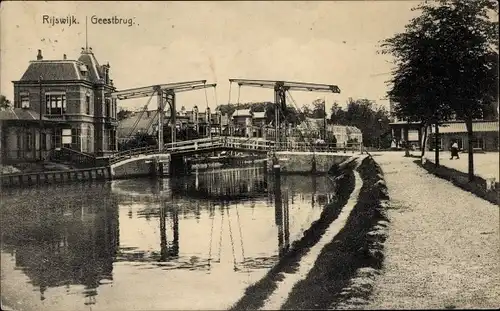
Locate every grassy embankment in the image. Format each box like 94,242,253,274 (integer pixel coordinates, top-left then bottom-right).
280,155,391,310
228,160,357,311
230,155,391,310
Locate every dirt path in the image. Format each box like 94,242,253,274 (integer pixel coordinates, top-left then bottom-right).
367,153,500,309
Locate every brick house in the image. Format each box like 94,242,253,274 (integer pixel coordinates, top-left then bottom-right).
10,48,118,158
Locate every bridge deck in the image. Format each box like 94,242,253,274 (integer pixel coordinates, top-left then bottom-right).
109,137,363,165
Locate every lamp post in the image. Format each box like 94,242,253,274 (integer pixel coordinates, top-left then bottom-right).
38,75,43,161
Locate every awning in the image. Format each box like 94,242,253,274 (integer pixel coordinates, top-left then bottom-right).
438,121,499,134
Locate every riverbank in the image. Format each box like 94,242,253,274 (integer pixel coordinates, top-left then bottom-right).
228,154,391,310
281,155,390,310
366,153,500,309
229,163,357,310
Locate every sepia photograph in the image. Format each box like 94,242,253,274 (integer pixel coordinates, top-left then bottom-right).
0,1,499,310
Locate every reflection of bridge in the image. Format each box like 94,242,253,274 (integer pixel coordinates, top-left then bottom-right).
111,166,269,204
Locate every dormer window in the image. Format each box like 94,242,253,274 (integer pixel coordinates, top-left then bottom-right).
102,65,110,85
20,93,30,109
79,65,88,77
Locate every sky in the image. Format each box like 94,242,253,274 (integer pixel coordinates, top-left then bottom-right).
1,1,421,113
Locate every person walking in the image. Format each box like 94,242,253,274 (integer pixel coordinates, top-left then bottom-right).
450,140,460,160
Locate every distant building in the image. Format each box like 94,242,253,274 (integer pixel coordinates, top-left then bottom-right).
296,118,363,146
2,48,118,163
429,120,499,151
232,108,253,137
389,100,499,151
117,106,222,143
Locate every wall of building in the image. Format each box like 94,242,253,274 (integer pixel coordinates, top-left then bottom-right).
437,132,499,151
1,124,55,163
13,82,117,154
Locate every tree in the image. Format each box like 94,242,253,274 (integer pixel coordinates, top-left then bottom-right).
117,108,133,121
0,95,12,110
329,98,391,148
330,102,347,125
301,99,327,119
382,0,498,179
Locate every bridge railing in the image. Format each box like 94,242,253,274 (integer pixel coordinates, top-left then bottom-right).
109,145,159,165
51,147,97,168
167,140,225,153
222,137,274,151
271,142,363,153
164,137,217,150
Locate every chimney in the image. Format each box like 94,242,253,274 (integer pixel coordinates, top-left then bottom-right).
63,54,67,60
37,49,43,60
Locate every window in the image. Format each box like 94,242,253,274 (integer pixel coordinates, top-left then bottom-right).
472,137,485,149
26,132,32,151
21,94,30,109
52,128,62,148
113,99,117,118
105,98,111,117
41,132,47,150
45,93,67,115
17,134,22,156
85,95,91,115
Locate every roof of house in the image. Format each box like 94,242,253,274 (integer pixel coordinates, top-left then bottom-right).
346,126,362,134
438,120,499,133
0,108,50,121
253,111,266,119
77,50,104,83
17,49,105,83
118,111,159,138
298,118,325,131
19,61,86,81
233,109,252,117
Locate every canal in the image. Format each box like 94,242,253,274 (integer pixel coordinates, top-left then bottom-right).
1,166,338,311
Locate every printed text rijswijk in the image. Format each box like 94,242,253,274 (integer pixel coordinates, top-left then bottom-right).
43,15,135,27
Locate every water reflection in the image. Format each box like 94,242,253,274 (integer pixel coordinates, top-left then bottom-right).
1,167,337,311
1,183,118,306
